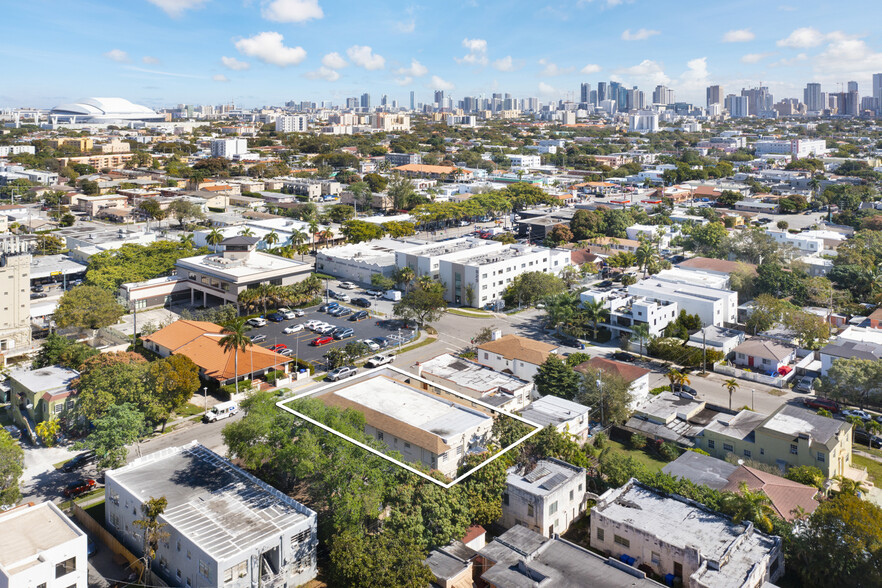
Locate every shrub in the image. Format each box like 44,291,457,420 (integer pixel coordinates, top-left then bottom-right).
288,358,314,375
630,433,648,450
593,432,608,449
659,442,680,462
686,447,710,456
219,379,253,400
650,385,671,396
647,337,724,368
265,370,286,384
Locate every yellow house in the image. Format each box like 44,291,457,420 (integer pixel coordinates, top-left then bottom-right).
697,404,854,480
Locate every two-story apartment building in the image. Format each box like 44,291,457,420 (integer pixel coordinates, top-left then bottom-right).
476,334,558,380
696,404,854,480
580,290,678,339
0,502,88,588
501,458,587,537
105,442,317,588
628,278,738,327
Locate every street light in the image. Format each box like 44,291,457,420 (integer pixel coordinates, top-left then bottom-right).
203,386,208,414
596,378,604,427
751,388,755,411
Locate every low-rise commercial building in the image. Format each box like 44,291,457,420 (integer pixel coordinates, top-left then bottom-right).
0,502,88,588
501,458,587,537
105,442,317,588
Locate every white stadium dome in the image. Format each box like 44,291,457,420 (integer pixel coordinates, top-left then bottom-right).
50,97,164,123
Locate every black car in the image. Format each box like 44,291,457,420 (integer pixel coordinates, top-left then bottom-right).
31,284,44,293
267,312,285,322
597,280,613,288
30,292,48,299
349,310,369,321
611,352,637,362
62,452,96,472
372,336,391,349
855,428,882,449
352,298,372,308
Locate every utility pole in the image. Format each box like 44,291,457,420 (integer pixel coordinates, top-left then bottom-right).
702,325,707,374
596,378,604,427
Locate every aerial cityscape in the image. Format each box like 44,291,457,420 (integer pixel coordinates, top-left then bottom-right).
3,1,882,588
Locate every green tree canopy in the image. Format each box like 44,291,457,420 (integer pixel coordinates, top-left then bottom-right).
393,279,447,326
578,367,633,426
32,333,99,370
78,402,146,469
0,428,24,506
85,240,207,292
147,355,201,430
534,354,581,400
341,219,385,243
502,271,565,307
54,285,125,329
74,352,151,423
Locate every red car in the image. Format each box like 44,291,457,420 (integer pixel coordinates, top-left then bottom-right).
311,336,334,346
64,478,96,497
803,397,839,413
269,343,288,352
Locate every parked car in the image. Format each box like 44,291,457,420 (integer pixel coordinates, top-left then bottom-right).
339,282,357,290
352,298,372,308
360,339,380,352
62,452,96,472
333,292,351,302
316,324,336,335
803,397,839,413
269,343,288,353
597,280,613,288
855,428,882,448
278,308,297,320
349,310,369,322
328,307,346,316
311,336,334,346
304,320,323,330
64,478,97,497
794,376,815,394
278,348,293,356
30,293,47,299
335,307,352,317
249,334,267,343
247,317,267,327
372,337,391,349
203,401,239,423
319,302,339,312
674,385,699,399
333,328,355,340
365,353,395,368
366,289,384,297
293,308,306,317
31,284,44,293
326,366,358,381
283,324,305,334
611,352,637,362
267,312,285,322
842,409,873,421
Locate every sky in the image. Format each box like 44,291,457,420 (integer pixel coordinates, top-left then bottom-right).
2,0,882,109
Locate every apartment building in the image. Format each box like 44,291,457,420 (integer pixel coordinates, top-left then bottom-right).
628,278,738,327
280,178,341,200
520,395,591,441
105,443,317,588
696,404,855,480
0,502,88,588
501,458,587,537
210,138,248,159
385,152,422,166
591,480,784,588
56,153,135,169
275,115,308,133
754,138,826,160
766,230,823,256
476,334,558,380
580,290,678,338
0,236,32,353
507,154,542,168
417,353,534,411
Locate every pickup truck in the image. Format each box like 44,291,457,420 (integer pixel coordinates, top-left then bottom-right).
365,353,395,368
326,366,357,381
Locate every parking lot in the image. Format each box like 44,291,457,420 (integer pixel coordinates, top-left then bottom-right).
246,302,416,370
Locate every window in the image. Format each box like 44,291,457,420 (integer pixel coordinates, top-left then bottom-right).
54,403,63,413
760,448,765,455
199,560,210,579
56,557,75,578
37,583,46,588
723,443,734,452
790,444,798,455
441,452,448,461
503,493,509,506
528,503,534,517
744,450,751,458
570,489,574,501
484,353,489,360
223,568,234,583
236,561,248,578
817,452,825,462
614,535,630,548
187,550,191,560
762,358,771,365
176,570,182,580
708,440,715,449
176,540,181,551
651,552,661,567
596,528,604,541
404,442,410,448
291,529,309,546
377,431,384,441
549,501,558,515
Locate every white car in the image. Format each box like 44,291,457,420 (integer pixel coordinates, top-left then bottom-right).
339,281,357,290
304,320,322,330
309,321,328,331
283,324,305,334
293,309,306,317
246,317,267,327
333,292,351,302
317,324,336,335
278,308,296,320
359,339,380,352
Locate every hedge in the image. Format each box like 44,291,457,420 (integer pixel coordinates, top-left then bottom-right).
646,337,724,368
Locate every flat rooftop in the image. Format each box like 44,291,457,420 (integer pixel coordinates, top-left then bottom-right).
629,278,735,302
397,237,495,259
108,442,313,561
760,404,847,445
29,254,87,280
419,353,530,394
9,365,79,393
323,375,490,440
520,395,590,428
177,250,309,279
0,503,83,574
507,458,584,497
703,409,769,441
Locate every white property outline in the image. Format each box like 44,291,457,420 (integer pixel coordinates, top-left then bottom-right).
276,365,542,488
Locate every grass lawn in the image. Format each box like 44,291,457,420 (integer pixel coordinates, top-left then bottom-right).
853,455,882,484
174,403,205,418
397,335,438,355
605,440,671,474
446,308,491,318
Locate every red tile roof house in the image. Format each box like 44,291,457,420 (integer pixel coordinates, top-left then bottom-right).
575,357,651,409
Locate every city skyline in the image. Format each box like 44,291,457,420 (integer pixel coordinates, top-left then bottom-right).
3,0,882,108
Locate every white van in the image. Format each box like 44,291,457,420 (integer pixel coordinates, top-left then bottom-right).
203,401,239,423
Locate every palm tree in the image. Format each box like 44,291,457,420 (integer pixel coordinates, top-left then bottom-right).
635,241,654,277
667,368,690,392
722,483,776,533
290,230,308,260
239,227,254,237
179,233,194,248
631,323,650,357
206,227,224,252
219,318,251,395
395,266,416,293
723,378,740,410
308,219,320,251
320,228,334,249
264,230,280,249
582,299,608,341
833,475,867,496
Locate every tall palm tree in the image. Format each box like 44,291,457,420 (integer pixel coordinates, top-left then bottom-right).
722,483,776,533
635,241,654,277
396,266,416,293
582,299,608,341
723,378,740,410
290,230,307,260
206,227,224,252
219,318,251,395
239,227,254,237
179,233,194,248
308,219,320,251
264,230,280,249
320,228,334,249
667,368,690,392
631,323,650,357
833,475,867,497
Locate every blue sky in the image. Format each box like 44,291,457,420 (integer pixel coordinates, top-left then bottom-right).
2,0,882,109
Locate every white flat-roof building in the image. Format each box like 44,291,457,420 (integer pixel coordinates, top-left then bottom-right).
417,353,534,411
755,138,826,160
319,373,494,479
519,396,591,441
275,115,308,133
653,267,731,291
315,238,418,284
105,442,317,588
592,479,784,588
501,458,587,538
766,230,823,256
628,279,738,327
0,502,88,588
210,138,248,160
580,290,678,338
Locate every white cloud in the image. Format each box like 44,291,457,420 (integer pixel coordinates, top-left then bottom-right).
538,59,574,77
221,56,250,70
493,56,516,72
614,59,669,86
395,18,415,33
346,45,385,70
678,57,710,94
212,74,229,82
260,0,323,23
722,29,755,43
580,63,602,74
814,37,882,79
305,66,340,81
771,53,808,67
396,59,428,77
741,52,773,63
621,28,659,41
321,52,347,69
395,76,413,86
146,0,208,18
777,27,825,48
430,75,454,91
456,38,488,65
235,32,306,67
103,49,130,62
142,56,160,64
538,82,559,96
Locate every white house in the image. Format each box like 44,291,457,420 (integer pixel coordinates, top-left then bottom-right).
520,396,592,441
731,338,797,373
576,357,651,410
628,279,738,327
476,334,558,380
501,458,587,538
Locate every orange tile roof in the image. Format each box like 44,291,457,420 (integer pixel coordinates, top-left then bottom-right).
477,335,557,365
723,466,819,522
576,357,650,383
143,320,290,381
